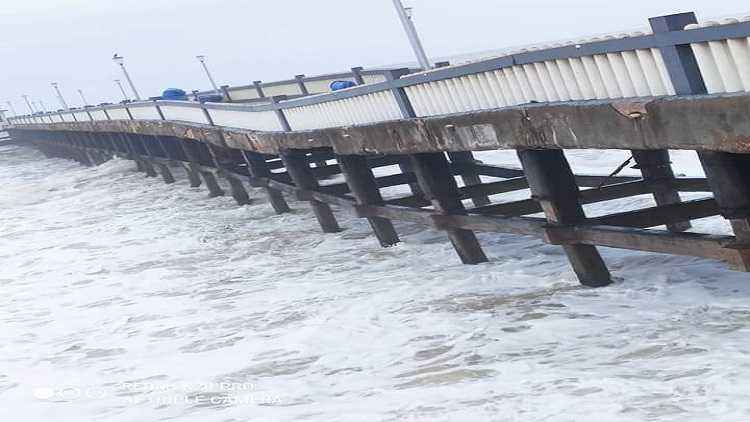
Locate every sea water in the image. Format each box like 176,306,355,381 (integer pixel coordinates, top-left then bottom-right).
2,144,750,421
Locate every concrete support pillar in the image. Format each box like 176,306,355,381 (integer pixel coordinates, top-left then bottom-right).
698,151,750,270
156,163,175,184
243,151,290,214
118,133,149,174
281,150,341,233
398,159,424,200
448,151,491,207
517,148,611,287
63,133,93,166
338,154,400,247
632,149,690,232
183,163,202,187
176,139,219,194
226,176,252,205
200,171,225,197
410,152,488,264
142,160,159,178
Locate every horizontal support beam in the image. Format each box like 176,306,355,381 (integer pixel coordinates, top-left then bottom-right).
319,172,418,196
459,177,529,199
547,224,743,267
431,214,547,237
469,180,658,216
587,198,719,228
356,204,436,226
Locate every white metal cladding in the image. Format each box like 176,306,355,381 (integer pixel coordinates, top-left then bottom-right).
106,107,131,120
89,110,109,121
206,108,283,131
73,111,91,121
685,18,750,93
284,90,402,131
363,74,387,84
262,83,302,97
226,87,260,101
304,77,356,94
159,105,209,124
127,104,162,120
404,36,676,117
61,112,78,122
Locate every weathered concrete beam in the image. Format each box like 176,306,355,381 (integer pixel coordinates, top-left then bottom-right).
12,92,750,155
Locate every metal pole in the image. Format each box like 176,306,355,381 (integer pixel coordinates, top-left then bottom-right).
196,55,221,94
78,89,90,106
51,82,69,110
39,100,49,113
119,63,141,100
22,95,34,113
114,79,130,101
391,0,431,70
113,55,141,100
6,101,17,116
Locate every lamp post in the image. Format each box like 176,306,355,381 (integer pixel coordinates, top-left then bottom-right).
21,95,34,114
195,56,221,94
114,79,130,102
78,89,90,106
196,55,221,94
112,54,141,100
51,82,69,110
6,101,17,116
391,0,431,70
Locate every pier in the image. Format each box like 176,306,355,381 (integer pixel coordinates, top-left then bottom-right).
6,12,750,287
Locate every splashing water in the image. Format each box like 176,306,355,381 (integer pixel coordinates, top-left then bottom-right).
1,144,749,421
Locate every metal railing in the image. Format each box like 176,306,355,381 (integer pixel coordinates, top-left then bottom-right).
194,67,406,103
10,12,750,134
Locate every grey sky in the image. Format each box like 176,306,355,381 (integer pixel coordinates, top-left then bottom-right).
1,0,748,113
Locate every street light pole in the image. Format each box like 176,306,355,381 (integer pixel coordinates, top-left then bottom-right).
391,0,431,70
196,55,221,94
114,79,130,102
112,54,141,100
21,95,34,114
78,89,90,106
51,82,69,110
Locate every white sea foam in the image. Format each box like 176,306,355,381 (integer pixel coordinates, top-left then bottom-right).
1,144,748,421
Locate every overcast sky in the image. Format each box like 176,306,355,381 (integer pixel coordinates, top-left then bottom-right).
1,0,748,114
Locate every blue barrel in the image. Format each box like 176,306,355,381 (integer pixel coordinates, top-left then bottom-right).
162,88,188,101
197,94,224,103
330,80,357,91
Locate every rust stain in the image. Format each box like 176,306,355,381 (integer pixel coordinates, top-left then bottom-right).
611,100,650,119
